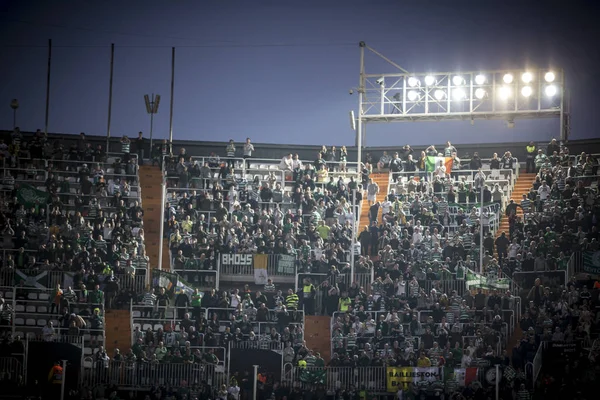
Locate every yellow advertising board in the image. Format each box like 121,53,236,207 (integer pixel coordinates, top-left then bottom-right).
386,367,441,392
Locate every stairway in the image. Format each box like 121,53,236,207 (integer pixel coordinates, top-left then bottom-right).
139,165,170,271
104,309,132,356
358,172,390,229
303,316,331,361
495,172,536,359
495,173,537,239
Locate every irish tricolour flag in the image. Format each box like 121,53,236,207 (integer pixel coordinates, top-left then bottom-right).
426,156,453,173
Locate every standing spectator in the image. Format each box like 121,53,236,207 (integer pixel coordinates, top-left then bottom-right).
367,179,379,206
302,278,316,316
243,137,254,169
525,141,536,173
444,141,457,157
369,202,381,224
389,152,403,182
495,232,510,262
470,152,483,170
135,131,145,165
339,146,348,173
377,151,391,171
120,135,131,162
537,180,551,211
226,139,236,169
534,149,548,172
546,138,560,156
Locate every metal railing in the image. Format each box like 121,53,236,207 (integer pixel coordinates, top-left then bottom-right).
282,364,387,392
81,359,226,388
217,253,298,280
229,340,284,351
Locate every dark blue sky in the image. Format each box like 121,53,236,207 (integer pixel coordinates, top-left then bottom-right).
1,0,599,146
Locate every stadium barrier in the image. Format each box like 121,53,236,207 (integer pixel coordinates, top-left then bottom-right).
0,268,146,297
81,359,226,388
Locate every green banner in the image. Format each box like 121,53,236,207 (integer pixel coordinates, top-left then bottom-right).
465,269,509,290
16,184,50,209
583,251,600,275
276,254,296,275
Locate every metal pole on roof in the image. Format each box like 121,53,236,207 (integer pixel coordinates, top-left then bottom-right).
106,43,115,153
356,42,365,168
480,180,485,274
158,176,166,271
350,188,357,285
168,47,175,148
44,39,52,135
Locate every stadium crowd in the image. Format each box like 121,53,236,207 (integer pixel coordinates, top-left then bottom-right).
0,129,150,308
1,131,600,400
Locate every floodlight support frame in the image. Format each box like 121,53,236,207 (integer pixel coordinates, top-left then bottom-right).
355,44,566,141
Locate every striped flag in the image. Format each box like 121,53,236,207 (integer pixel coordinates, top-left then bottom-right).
453,367,479,386
253,254,269,285
426,156,453,172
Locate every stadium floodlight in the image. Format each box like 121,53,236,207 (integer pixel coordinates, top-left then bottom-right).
434,89,446,100
407,77,420,87
545,85,557,97
503,73,514,84
452,88,466,100
498,86,512,100
475,74,486,85
452,76,464,86
407,90,420,101
521,72,533,83
545,71,555,82
521,86,533,97
475,88,486,99
424,75,436,86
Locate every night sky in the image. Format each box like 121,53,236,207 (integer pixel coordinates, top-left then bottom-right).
1,0,599,147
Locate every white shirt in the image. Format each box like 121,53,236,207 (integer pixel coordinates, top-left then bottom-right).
412,231,423,244
508,243,521,258
538,185,550,200
381,200,392,214
228,386,240,400
243,143,254,157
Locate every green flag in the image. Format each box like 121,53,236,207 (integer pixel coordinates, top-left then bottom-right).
16,184,50,209
465,269,509,290
582,251,600,274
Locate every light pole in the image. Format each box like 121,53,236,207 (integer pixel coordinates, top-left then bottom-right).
144,94,161,152
10,99,18,128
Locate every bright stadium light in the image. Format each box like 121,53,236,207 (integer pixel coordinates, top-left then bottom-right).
434,89,446,100
499,86,512,100
545,85,557,97
452,88,466,100
424,75,436,86
452,76,464,86
475,74,486,85
521,86,533,97
407,77,420,87
407,90,420,101
521,72,533,83
475,88,486,99
503,73,514,84
545,71,555,82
